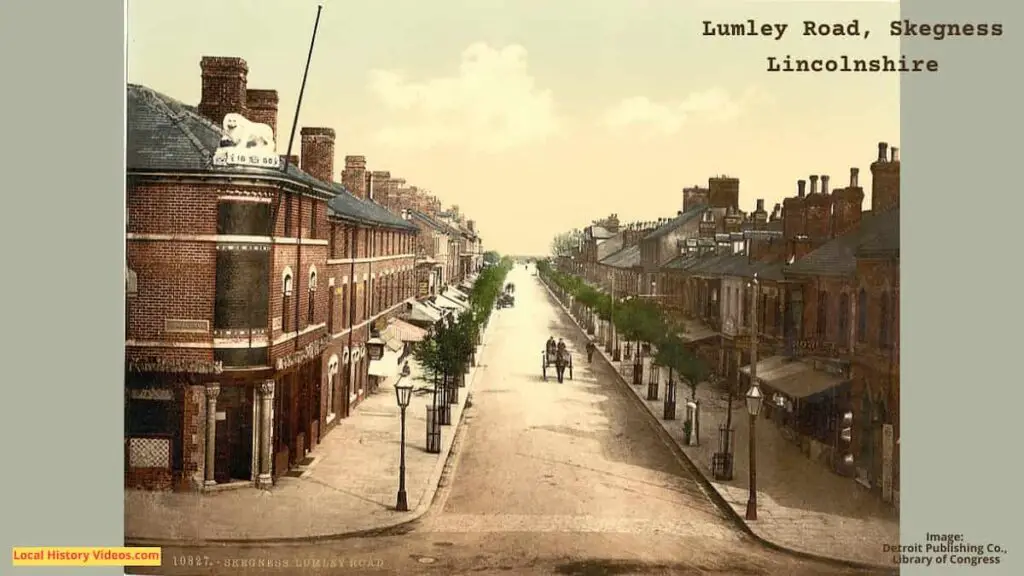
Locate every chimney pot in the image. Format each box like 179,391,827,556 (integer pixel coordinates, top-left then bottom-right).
756,199,765,211
821,175,830,195
809,175,819,194
850,167,860,187
890,147,899,162
797,180,806,198
878,142,889,162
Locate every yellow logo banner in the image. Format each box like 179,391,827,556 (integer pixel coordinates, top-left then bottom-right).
12,547,162,567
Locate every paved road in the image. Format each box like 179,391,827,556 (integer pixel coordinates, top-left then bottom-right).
130,266,882,575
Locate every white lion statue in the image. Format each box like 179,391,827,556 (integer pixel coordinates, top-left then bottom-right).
220,113,276,151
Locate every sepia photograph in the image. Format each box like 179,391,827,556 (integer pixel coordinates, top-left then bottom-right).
118,1,908,574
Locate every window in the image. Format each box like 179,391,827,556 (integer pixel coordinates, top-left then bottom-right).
759,293,768,332
282,270,294,333
879,291,891,348
341,283,349,328
838,293,850,347
857,289,868,343
283,195,293,236
816,290,828,339
742,286,751,327
307,269,317,325
326,356,338,421
773,296,782,335
328,223,336,257
126,267,138,297
362,279,369,321
328,282,335,332
310,203,317,237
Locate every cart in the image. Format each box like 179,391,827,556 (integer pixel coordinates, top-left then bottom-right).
542,348,573,382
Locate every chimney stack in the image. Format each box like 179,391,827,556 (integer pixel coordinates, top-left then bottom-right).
370,171,391,203
198,56,249,128
784,180,808,239
341,155,368,199
245,89,279,142
281,154,299,167
805,175,833,240
871,141,901,213
756,199,765,212
770,203,782,221
299,127,336,183
832,166,865,237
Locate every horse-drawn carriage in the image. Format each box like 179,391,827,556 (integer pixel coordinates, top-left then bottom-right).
497,292,515,308
542,346,573,382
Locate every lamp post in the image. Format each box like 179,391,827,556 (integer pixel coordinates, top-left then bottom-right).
395,381,413,511
745,382,763,520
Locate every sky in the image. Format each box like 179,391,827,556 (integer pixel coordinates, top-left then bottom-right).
127,0,899,256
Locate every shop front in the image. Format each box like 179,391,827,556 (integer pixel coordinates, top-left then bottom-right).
740,356,850,471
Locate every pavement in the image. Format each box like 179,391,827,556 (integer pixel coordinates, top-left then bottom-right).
125,320,489,544
125,265,889,575
543,276,900,570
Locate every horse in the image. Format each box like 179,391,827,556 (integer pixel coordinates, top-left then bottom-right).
555,349,568,383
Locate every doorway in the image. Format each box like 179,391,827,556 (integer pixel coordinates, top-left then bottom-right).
214,385,254,484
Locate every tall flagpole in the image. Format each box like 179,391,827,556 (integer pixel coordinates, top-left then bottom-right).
281,4,324,174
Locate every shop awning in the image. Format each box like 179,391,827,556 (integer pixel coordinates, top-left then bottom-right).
407,301,442,324
386,318,427,343
679,323,719,344
742,356,846,399
739,356,789,379
368,349,401,378
444,287,471,302
435,295,468,311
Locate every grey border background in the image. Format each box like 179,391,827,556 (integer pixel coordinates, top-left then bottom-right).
1,0,1022,575
0,0,125,575
903,0,1022,574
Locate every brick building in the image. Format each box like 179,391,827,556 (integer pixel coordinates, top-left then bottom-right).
125,56,422,493
555,141,900,506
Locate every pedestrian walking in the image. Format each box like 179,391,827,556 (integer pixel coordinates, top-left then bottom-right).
586,340,596,363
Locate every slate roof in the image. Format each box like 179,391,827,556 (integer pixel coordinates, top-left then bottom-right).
643,204,707,241
127,83,415,231
589,225,614,239
785,209,898,277
600,244,641,268
856,209,899,256
409,209,462,237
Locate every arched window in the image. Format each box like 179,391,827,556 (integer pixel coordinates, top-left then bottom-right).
837,293,850,347
857,289,868,343
879,291,891,348
281,268,294,333
327,355,339,421
308,268,318,324
816,290,828,339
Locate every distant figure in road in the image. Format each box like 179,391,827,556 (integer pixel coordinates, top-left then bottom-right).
546,336,557,357
557,338,566,355
586,340,596,363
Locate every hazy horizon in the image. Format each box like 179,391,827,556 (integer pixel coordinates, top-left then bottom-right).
128,0,899,255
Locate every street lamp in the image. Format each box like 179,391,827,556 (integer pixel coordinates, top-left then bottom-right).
744,382,764,520
744,271,762,521
395,381,413,511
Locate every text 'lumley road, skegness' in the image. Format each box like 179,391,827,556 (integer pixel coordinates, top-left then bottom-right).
702,19,1004,41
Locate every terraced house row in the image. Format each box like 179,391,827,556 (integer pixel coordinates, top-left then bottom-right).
560,141,900,507
125,56,483,492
